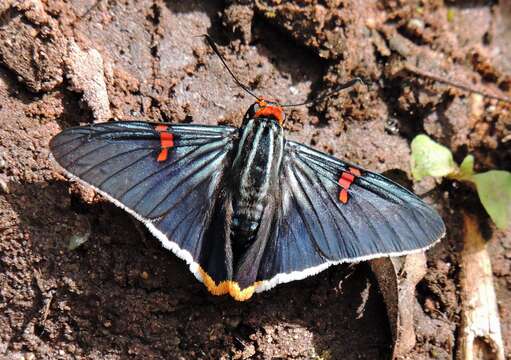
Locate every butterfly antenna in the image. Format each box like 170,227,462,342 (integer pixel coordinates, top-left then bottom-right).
279,77,365,108
202,35,261,101
404,64,511,103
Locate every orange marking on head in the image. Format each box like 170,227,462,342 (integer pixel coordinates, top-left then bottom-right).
255,105,284,125
256,99,268,108
198,267,260,301
155,125,174,162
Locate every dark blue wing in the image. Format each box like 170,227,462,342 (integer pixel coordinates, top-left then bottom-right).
257,140,445,290
50,121,237,274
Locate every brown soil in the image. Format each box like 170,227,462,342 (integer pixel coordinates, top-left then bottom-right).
1,1,510,359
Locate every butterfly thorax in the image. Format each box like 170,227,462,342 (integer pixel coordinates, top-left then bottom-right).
230,117,284,241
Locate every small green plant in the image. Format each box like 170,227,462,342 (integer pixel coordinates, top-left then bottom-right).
411,134,511,229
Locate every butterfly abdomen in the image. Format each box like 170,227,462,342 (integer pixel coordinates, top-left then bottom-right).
230,118,284,238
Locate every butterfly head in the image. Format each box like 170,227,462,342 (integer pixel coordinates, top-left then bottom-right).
246,98,285,126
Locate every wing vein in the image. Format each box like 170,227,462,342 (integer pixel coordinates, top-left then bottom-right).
79,147,155,179
120,141,226,207
146,150,228,219
286,164,329,260
291,162,335,258
61,142,113,168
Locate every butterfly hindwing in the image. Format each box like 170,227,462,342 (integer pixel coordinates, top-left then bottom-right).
256,140,445,290
50,121,238,274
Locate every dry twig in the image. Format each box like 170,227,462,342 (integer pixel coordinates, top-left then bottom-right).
457,213,505,360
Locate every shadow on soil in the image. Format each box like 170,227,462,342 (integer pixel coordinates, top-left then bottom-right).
5,180,393,359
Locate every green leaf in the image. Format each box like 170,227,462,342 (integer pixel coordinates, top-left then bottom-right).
472,170,511,229
458,155,475,179
411,135,457,181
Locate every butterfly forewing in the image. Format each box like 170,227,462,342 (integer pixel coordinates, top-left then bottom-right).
50,121,238,264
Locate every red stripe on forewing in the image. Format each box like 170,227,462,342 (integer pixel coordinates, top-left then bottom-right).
349,167,361,177
338,178,351,190
155,125,174,162
337,167,362,204
157,149,169,162
341,171,355,184
339,189,349,204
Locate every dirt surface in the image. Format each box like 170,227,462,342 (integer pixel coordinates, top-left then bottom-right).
0,0,510,359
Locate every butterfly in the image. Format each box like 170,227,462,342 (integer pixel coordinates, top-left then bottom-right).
49,96,445,301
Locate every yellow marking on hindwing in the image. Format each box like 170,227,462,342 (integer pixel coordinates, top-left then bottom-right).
198,267,261,301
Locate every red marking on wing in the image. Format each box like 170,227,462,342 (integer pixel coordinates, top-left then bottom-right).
349,167,361,177
339,189,349,204
155,125,174,162
337,168,362,204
